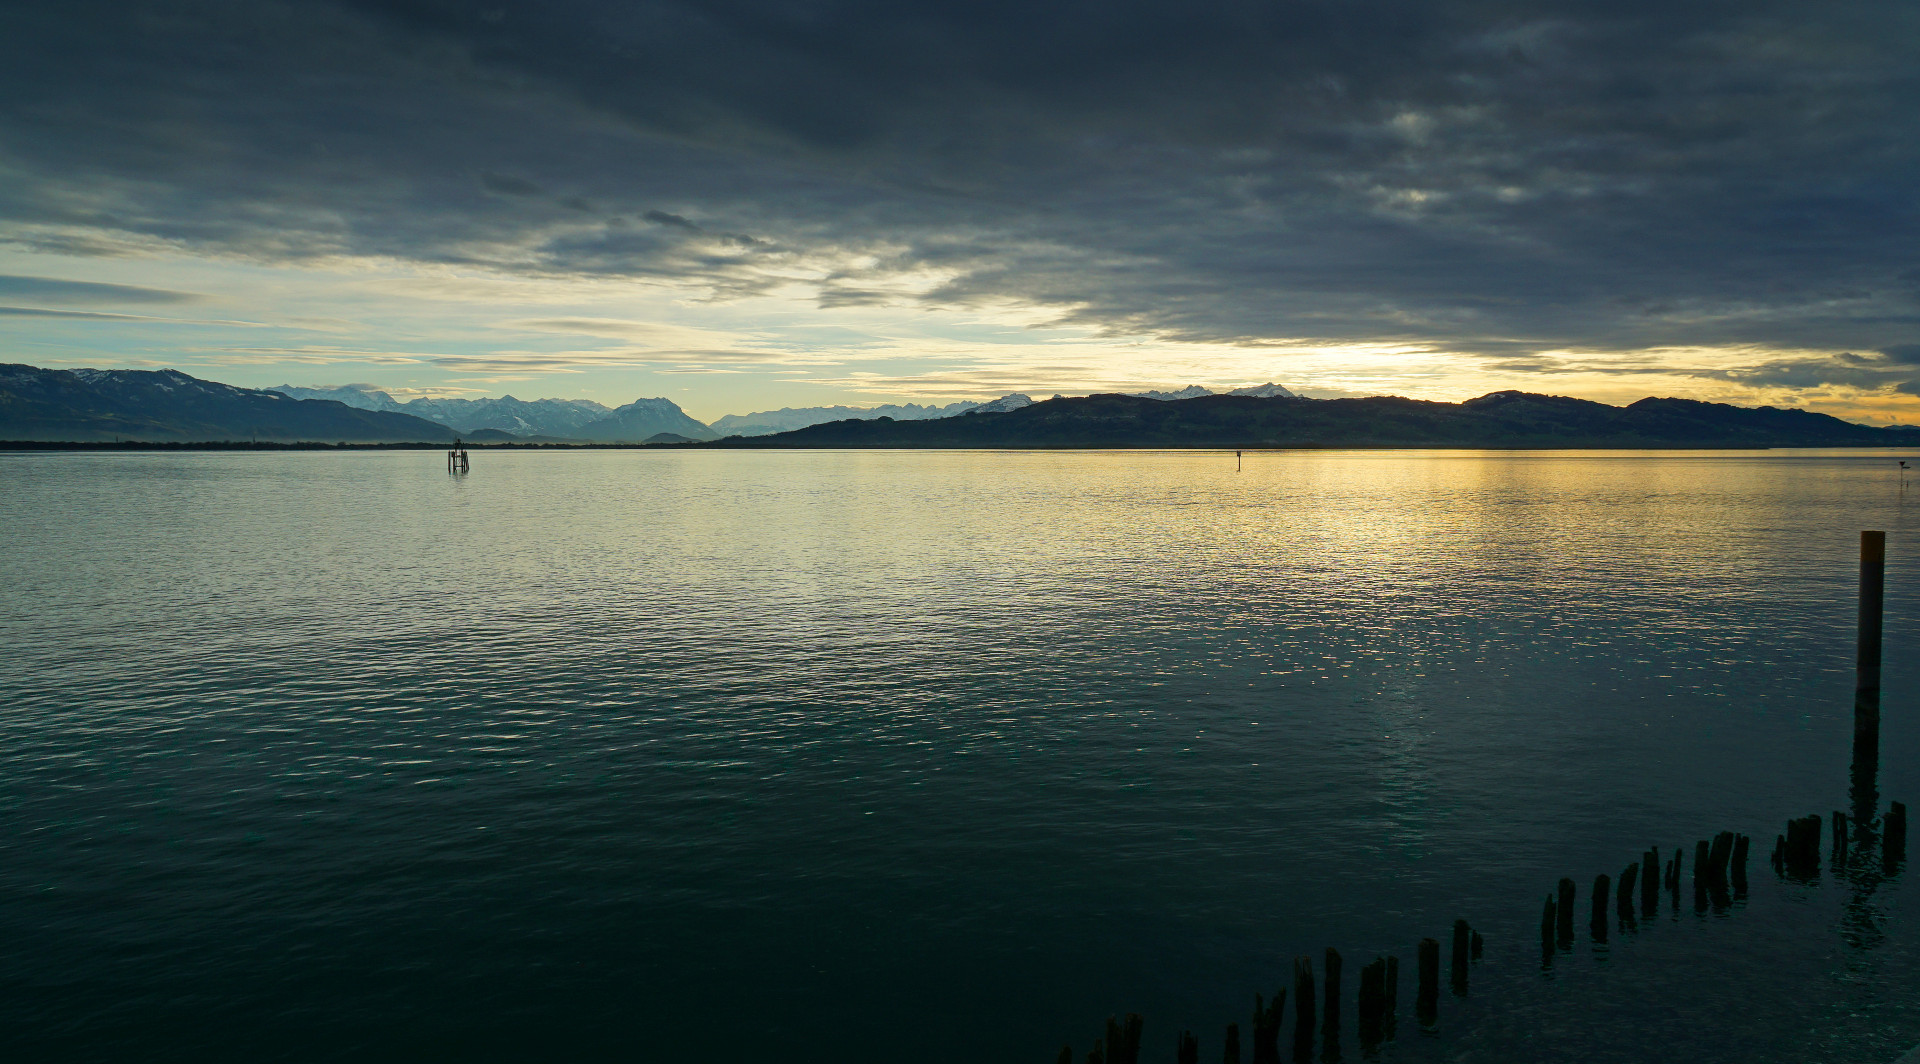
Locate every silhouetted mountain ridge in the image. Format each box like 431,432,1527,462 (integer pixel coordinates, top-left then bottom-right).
705,390,1914,448
0,365,461,442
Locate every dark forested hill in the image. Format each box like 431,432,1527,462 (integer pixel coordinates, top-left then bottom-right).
707,390,1915,449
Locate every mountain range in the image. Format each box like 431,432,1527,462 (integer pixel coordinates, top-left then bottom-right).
270,384,715,441
0,365,465,443
6,366,1907,449
707,383,1295,435
706,390,1917,449
0,365,725,443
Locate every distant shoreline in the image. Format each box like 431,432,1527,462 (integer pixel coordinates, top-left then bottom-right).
0,440,657,451
7,440,1920,453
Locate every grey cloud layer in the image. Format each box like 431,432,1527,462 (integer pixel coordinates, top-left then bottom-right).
1,0,1916,365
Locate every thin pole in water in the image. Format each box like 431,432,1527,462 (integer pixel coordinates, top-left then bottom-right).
1236,450,1242,471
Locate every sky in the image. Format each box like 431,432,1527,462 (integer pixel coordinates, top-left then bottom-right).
1,0,1917,423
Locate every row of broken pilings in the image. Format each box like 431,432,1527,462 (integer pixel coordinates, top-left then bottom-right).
1061,804,1910,1064
1060,920,1484,1064
1536,803,1913,970
1540,829,1753,958
1775,802,1908,878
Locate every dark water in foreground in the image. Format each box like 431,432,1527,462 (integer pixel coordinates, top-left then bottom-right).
3,448,1919,1063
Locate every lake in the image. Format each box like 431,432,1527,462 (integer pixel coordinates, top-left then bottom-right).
2,448,1917,1062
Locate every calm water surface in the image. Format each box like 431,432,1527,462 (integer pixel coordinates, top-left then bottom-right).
3,448,1919,1063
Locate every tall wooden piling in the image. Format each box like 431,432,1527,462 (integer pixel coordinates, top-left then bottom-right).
1323,947,1342,1059
1556,878,1576,945
1709,832,1734,884
1384,955,1398,1028
1641,848,1659,916
1707,831,1735,908
1540,894,1556,961
1784,815,1823,877
1450,920,1470,994
1177,1031,1199,1064
1293,958,1315,1063
1416,938,1440,1027
1223,1023,1241,1064
1590,874,1610,940
1617,862,1639,925
1087,1039,1105,1064
1357,959,1387,1051
1732,834,1750,896
1251,992,1281,1064
1857,531,1886,762
1102,1015,1143,1064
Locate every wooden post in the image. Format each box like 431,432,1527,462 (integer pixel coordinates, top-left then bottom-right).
1416,938,1439,1028
1450,920,1470,994
1383,955,1398,1035
1177,1031,1199,1064
1790,815,1823,877
1088,1039,1106,1064
1709,832,1734,884
1251,992,1281,1064
1540,894,1556,962
1556,878,1576,946
1708,831,1735,908
1223,1023,1241,1064
1669,846,1683,908
1111,1014,1140,1064
1357,958,1386,1052
1293,958,1316,1063
1617,862,1639,925
1692,840,1709,910
1323,947,1342,1060
1641,848,1659,916
1591,874,1611,940
1731,834,1750,896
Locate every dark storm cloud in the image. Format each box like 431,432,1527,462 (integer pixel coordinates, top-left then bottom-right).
1,0,1916,366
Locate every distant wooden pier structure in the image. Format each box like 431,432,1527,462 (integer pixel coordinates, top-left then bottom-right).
1051,530,1905,1063
447,438,470,474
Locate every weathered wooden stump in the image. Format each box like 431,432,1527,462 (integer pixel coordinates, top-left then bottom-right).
1591,874,1611,940
1357,958,1387,1053
1223,1022,1241,1064
1293,958,1316,1063
1323,947,1342,1060
1251,991,1281,1064
1451,920,1470,994
1416,938,1440,1028
1556,878,1576,946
